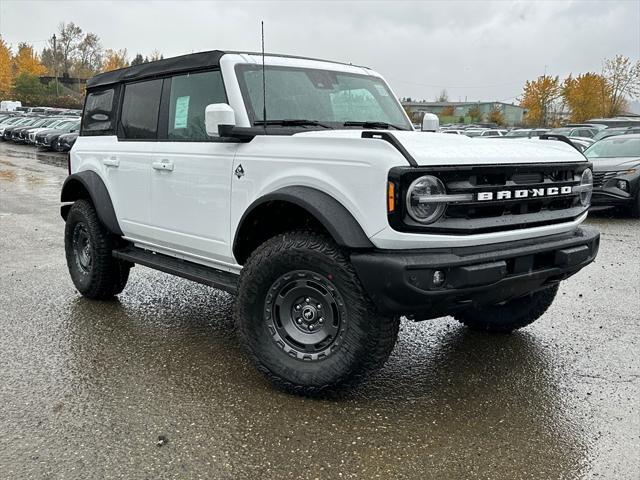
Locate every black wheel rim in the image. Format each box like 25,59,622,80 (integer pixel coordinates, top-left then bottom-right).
264,270,345,361
72,222,92,273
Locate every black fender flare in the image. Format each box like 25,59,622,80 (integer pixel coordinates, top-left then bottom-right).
233,186,374,258
60,171,123,236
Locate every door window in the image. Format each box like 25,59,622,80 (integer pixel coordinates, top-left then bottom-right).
166,70,226,141
119,79,163,140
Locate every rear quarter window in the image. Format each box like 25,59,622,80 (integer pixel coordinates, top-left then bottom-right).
82,87,118,135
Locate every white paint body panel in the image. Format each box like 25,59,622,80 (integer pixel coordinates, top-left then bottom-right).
70,53,589,271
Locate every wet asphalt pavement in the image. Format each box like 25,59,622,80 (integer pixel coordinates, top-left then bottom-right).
0,142,638,480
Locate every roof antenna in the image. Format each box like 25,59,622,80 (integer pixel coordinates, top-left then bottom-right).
261,21,267,133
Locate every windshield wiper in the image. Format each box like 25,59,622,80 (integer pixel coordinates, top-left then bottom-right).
254,119,332,129
343,121,407,130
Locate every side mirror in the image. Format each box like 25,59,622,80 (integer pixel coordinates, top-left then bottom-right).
205,103,235,137
421,113,439,132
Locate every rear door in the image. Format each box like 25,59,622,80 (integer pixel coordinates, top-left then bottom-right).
149,69,239,264
108,79,164,242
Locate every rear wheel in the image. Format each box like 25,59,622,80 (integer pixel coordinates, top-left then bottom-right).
455,284,559,334
235,231,399,395
64,199,130,299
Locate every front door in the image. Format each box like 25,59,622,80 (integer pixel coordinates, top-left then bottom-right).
149,70,238,265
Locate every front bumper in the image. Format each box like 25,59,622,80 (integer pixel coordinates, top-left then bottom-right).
351,226,599,319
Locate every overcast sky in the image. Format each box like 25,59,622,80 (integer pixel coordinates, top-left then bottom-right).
1,0,638,102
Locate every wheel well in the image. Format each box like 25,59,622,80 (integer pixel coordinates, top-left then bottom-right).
233,201,330,265
61,178,91,203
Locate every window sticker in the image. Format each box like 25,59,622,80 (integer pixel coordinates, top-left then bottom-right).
174,96,190,129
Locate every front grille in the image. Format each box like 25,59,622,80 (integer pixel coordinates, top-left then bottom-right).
389,162,590,234
592,171,617,188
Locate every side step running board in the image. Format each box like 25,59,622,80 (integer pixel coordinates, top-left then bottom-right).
113,247,238,294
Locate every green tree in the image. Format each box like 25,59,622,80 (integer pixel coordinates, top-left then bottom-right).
13,73,47,98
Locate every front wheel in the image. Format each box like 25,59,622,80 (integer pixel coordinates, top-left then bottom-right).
64,199,130,299
455,284,559,334
235,231,399,395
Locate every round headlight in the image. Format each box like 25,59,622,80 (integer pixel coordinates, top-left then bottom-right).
580,168,593,206
406,175,447,224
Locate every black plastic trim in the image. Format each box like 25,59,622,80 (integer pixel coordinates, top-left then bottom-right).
351,226,600,318
60,171,123,236
233,186,373,260
113,246,238,294
361,131,418,166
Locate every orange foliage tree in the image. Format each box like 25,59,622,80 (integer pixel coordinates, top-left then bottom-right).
562,73,606,122
520,75,561,127
102,49,129,72
0,37,13,98
13,43,46,76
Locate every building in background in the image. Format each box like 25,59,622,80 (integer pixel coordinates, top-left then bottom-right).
402,101,525,126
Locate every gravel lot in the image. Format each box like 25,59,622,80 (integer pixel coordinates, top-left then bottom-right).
0,142,638,479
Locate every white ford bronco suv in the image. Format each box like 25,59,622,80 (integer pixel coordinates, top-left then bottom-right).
62,50,599,395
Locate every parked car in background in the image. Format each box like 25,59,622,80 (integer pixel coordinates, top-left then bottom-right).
550,127,598,139
586,117,640,128
3,117,43,141
503,128,550,138
568,137,594,153
35,121,80,149
27,118,79,144
592,126,640,142
53,132,78,152
584,134,640,217
11,117,53,143
563,123,607,130
0,116,31,137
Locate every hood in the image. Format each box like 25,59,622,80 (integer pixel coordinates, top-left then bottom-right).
294,130,584,166
589,156,640,171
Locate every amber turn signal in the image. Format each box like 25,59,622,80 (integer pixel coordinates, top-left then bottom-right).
387,181,396,213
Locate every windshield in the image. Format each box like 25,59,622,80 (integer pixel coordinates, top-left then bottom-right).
236,65,411,130
584,137,640,158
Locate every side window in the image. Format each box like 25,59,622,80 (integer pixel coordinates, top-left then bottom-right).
166,70,226,141
82,87,117,134
119,79,163,140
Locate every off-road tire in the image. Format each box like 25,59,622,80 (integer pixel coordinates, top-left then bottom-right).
455,283,559,334
64,199,130,299
235,231,399,396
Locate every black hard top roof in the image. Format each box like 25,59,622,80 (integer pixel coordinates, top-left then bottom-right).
87,50,367,89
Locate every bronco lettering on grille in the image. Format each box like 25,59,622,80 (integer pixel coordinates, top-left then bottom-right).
477,185,574,201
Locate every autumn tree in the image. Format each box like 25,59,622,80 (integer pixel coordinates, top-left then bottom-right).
602,55,640,117
520,75,561,127
0,37,13,98
562,73,606,122
467,104,483,122
102,49,129,72
488,104,505,125
440,105,455,116
13,43,46,76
